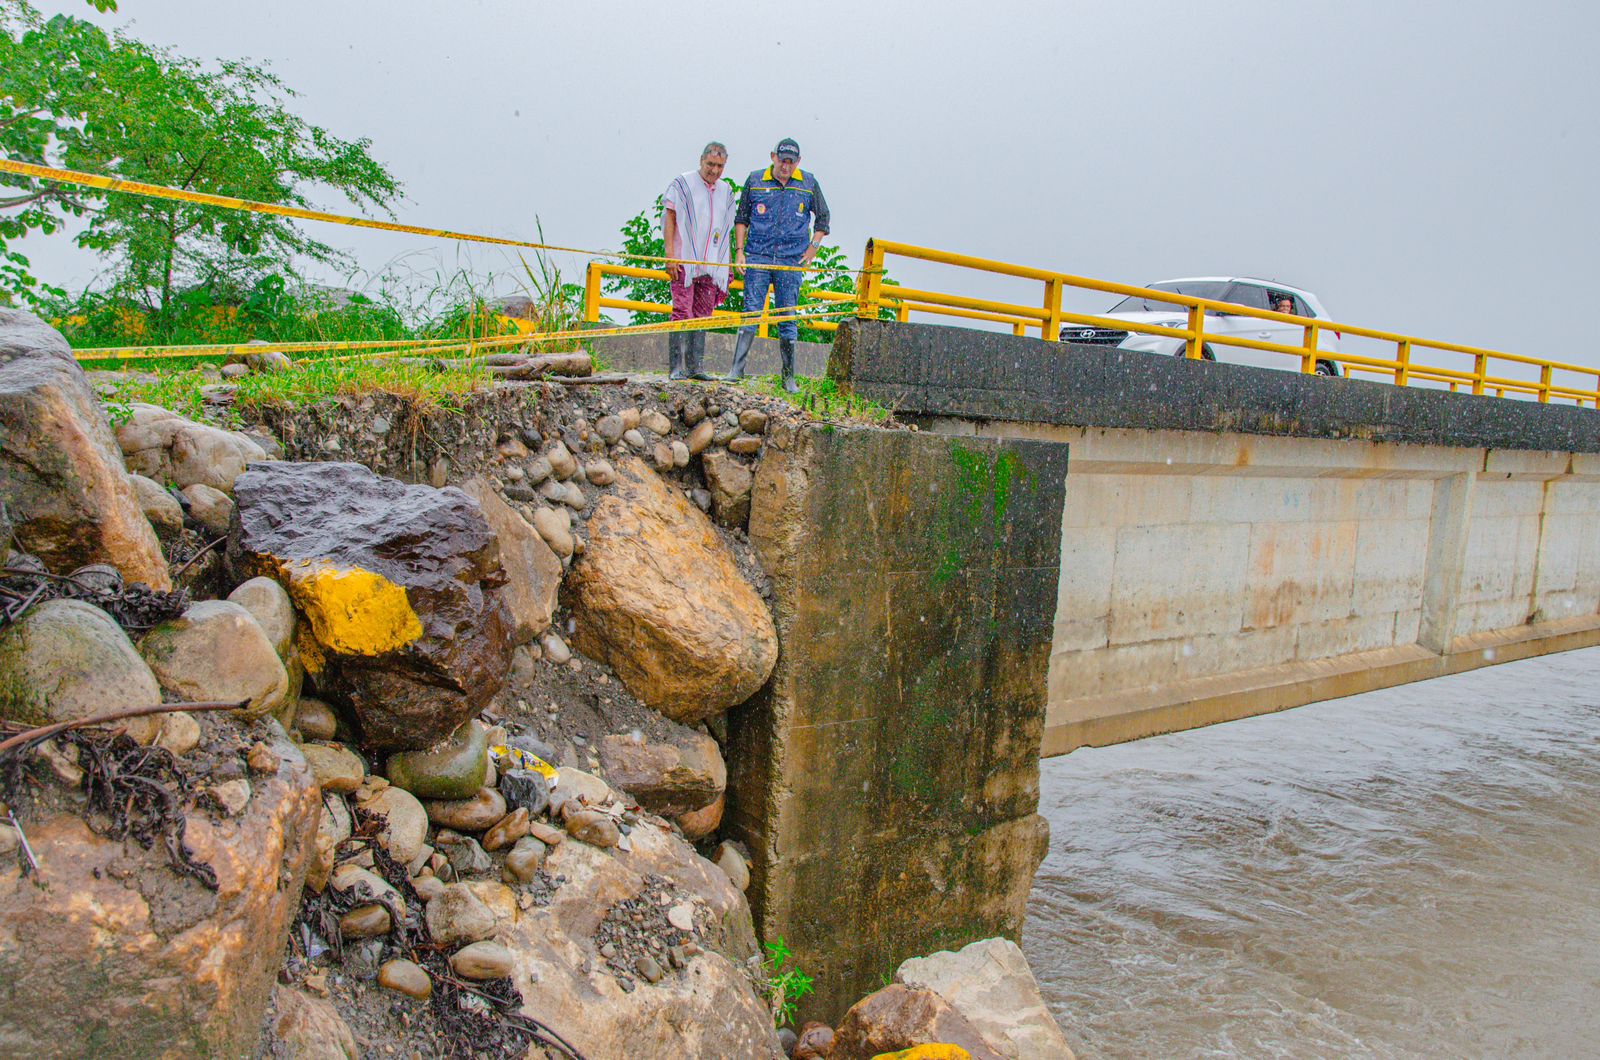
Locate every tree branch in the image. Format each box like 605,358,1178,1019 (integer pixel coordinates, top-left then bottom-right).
0,189,55,210
0,109,44,132
0,700,247,757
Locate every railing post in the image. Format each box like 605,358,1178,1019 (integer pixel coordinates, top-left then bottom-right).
1043,278,1063,341
1395,339,1411,385
1185,304,1204,359
1472,353,1487,395
1013,321,1026,337
856,239,885,321
583,261,601,323
759,290,771,339
895,302,910,322
1539,363,1553,403
1301,325,1319,374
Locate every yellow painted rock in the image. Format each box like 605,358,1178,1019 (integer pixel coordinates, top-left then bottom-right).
871,1047,973,1060
229,461,513,750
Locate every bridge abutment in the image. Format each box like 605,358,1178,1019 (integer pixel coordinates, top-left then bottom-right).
725,421,1068,1023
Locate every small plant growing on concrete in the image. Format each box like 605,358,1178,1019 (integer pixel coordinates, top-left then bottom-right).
762,936,814,1030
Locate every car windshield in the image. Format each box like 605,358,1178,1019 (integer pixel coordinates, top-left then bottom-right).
1109,281,1235,314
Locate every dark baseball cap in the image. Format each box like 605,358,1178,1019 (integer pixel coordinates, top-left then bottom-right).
774,138,801,160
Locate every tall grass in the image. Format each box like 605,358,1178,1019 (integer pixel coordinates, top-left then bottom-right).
75,250,591,421
748,374,896,425
49,245,590,371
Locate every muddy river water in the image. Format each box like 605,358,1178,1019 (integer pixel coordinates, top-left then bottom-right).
1024,646,1600,1058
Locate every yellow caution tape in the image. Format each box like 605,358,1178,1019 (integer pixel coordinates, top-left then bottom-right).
0,158,868,275
72,301,861,362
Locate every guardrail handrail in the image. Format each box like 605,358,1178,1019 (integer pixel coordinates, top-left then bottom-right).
853,239,1600,407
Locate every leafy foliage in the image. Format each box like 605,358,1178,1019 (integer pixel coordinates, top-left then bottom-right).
1,0,400,315
761,936,815,1030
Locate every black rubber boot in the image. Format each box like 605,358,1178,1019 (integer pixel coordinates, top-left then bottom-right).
780,338,799,394
687,331,714,381
724,329,755,381
667,332,686,380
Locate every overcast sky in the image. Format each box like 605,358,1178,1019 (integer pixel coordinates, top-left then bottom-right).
20,0,1600,379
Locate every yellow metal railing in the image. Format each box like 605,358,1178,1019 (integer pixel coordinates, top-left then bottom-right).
578,262,974,339
853,239,1600,407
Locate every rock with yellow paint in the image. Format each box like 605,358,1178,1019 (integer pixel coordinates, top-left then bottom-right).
228,461,513,750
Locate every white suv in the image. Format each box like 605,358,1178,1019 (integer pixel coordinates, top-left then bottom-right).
1061,277,1342,376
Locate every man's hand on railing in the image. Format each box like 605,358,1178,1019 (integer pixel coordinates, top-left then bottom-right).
735,248,746,275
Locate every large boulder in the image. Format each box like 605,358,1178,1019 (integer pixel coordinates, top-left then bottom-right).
567,458,777,724
499,806,781,1058
0,310,169,588
0,598,164,743
228,462,514,750
598,727,726,819
115,402,269,494
138,600,289,717
832,984,1004,1060
0,724,321,1057
461,477,561,644
894,938,1073,1060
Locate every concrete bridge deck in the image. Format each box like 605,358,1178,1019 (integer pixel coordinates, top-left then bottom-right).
830,320,1600,755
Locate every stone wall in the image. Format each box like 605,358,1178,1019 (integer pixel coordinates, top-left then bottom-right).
726,423,1069,1023
831,320,1600,755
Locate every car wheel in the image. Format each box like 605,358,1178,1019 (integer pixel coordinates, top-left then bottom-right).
1315,359,1340,377
1173,344,1217,361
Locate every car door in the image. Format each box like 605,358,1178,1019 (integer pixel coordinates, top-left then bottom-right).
1211,283,1281,369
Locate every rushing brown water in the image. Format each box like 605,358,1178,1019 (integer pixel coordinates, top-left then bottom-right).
1024,647,1600,1058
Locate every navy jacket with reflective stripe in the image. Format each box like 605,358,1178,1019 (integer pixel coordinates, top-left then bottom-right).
734,167,831,264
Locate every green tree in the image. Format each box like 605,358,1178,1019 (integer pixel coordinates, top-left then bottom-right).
604,192,891,344
0,1,110,305
1,0,400,316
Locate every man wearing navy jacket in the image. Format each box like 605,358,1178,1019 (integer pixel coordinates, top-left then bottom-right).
727,137,831,392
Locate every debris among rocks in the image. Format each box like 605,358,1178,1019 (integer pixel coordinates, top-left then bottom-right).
593,872,697,986
0,559,189,633
0,723,216,884
0,707,318,1057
